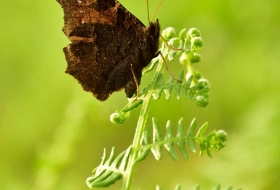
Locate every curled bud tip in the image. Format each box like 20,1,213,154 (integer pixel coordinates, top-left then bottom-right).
191,37,203,51
195,96,209,107
187,28,201,38
162,27,176,40
216,130,228,141
189,52,202,64
110,111,130,124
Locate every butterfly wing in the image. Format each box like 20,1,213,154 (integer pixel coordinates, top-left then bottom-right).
57,0,159,100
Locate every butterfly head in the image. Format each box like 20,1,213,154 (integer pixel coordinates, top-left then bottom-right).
147,19,160,57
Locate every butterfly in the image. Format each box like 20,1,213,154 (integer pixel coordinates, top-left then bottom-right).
57,0,160,101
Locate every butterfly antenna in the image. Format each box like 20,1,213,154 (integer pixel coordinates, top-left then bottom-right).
147,0,151,23
130,64,140,101
147,0,181,83
151,0,164,22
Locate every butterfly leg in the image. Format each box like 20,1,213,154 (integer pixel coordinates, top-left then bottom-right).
129,64,139,101
159,34,183,51
159,53,182,82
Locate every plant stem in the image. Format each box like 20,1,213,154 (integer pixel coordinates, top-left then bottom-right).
121,59,164,190
186,58,195,86
121,91,152,190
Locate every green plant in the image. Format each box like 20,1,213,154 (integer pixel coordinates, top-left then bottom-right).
86,27,229,190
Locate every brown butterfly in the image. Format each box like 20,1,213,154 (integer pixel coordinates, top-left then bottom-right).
57,0,160,101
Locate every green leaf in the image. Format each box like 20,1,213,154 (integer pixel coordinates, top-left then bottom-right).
164,76,174,100
104,147,116,166
196,122,208,139
119,146,131,170
199,140,206,156
86,171,122,188
164,120,178,160
186,118,197,153
173,70,185,99
206,143,213,158
91,170,114,185
179,28,187,40
151,117,163,160
136,126,151,163
174,184,181,190
225,187,233,190
213,184,221,190
197,86,210,95
86,147,128,188
176,118,188,160
185,75,193,88
168,49,176,61
196,123,208,156
156,185,162,190
143,56,160,74
182,75,193,99
153,72,165,99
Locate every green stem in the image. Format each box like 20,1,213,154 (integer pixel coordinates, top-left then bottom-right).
186,57,195,86
121,91,152,190
121,59,164,190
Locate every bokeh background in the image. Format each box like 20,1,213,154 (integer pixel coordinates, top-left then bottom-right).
1,0,279,189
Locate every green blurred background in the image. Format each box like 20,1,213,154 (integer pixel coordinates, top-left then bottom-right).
1,0,280,189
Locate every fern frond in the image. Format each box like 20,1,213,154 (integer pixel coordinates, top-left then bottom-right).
137,118,227,161
176,118,188,160
88,27,230,190
86,147,131,188
164,120,178,160
149,70,209,107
